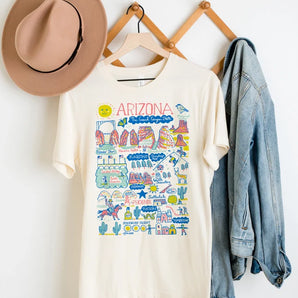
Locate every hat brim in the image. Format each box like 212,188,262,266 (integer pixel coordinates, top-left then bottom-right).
2,0,107,97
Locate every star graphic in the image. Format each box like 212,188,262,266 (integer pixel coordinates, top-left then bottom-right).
138,190,147,198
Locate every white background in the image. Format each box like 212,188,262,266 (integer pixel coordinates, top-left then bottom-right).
0,0,297,297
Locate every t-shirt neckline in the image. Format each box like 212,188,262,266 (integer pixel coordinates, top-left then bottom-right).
97,52,175,92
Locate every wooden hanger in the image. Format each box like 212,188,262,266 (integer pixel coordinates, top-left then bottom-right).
103,4,170,66
103,2,183,68
103,4,170,82
103,32,170,66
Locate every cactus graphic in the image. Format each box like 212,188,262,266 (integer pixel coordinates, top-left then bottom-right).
134,206,141,219
177,186,187,199
112,222,121,235
98,222,108,235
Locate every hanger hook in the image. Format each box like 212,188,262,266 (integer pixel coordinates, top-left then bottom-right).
126,3,145,33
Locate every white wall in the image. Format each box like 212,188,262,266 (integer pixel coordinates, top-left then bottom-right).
0,0,297,297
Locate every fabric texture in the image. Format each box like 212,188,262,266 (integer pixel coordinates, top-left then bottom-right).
52,52,229,298
210,37,291,298
210,155,236,298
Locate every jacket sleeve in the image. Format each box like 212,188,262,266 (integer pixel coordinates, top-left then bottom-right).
228,82,256,259
248,84,291,287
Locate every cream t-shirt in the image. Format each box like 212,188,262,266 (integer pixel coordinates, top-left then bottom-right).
52,53,229,298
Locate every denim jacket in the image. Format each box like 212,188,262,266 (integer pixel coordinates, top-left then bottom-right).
221,37,291,287
210,37,291,298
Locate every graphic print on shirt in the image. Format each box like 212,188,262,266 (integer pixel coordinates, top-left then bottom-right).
95,102,190,236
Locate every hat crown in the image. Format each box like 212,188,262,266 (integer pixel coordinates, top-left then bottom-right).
2,0,107,96
15,0,80,72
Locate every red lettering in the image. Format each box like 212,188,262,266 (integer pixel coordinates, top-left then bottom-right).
146,103,153,115
138,103,145,115
163,103,174,115
127,103,134,115
116,103,126,116
116,102,174,116
154,103,163,115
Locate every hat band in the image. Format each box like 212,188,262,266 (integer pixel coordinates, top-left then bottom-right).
27,0,83,74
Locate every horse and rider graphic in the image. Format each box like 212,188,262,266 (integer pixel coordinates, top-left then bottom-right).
97,198,123,220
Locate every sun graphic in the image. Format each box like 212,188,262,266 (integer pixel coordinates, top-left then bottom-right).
98,104,112,117
149,185,159,193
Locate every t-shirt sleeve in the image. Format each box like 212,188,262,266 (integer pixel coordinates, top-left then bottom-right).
52,92,79,179
201,72,229,171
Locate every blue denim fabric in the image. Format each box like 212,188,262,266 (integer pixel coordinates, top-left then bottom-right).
210,156,235,298
210,37,291,297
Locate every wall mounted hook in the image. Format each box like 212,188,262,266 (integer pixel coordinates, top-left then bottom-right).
126,2,145,33
199,1,211,10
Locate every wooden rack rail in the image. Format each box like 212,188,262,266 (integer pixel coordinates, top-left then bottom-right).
103,1,237,75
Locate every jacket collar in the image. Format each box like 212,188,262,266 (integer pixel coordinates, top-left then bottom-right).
223,37,256,75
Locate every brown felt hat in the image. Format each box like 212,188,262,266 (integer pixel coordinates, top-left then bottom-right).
2,0,107,96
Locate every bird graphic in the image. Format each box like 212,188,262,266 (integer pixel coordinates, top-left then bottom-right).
118,117,128,127
175,104,189,114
